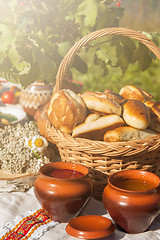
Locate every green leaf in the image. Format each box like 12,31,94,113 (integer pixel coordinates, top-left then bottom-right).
32,45,57,82
19,62,40,87
101,0,114,5
72,55,88,74
111,37,137,73
136,43,152,71
58,42,72,57
75,0,98,28
94,50,109,76
0,24,16,53
8,44,31,73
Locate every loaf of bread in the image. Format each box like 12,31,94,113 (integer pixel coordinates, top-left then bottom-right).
47,89,86,134
104,126,157,142
72,114,124,140
81,91,122,116
123,99,150,130
119,85,153,102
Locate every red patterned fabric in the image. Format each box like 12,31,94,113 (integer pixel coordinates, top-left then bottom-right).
2,209,51,240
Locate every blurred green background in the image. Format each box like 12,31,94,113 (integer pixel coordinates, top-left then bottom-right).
0,0,160,100
73,0,160,100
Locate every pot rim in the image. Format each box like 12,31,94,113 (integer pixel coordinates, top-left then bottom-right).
39,161,90,181
108,169,160,194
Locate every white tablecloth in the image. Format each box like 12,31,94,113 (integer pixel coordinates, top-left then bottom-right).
0,187,160,240
1,102,160,239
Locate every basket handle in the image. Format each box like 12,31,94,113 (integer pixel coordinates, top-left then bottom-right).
55,27,160,91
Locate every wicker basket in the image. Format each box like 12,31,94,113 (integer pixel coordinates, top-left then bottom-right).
47,27,160,200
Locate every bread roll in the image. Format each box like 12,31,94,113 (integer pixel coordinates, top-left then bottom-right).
72,114,124,140
84,113,101,123
104,126,157,142
81,91,122,116
104,89,124,104
144,100,155,109
149,117,160,133
119,85,152,102
123,99,150,130
144,100,156,118
151,102,160,119
47,89,86,134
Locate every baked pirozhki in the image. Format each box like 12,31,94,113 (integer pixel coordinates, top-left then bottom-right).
144,100,156,118
103,126,157,142
72,114,124,141
123,99,150,130
144,100,155,109
104,89,125,104
119,85,153,102
150,102,160,119
84,113,101,123
149,117,160,133
81,91,122,116
47,89,87,134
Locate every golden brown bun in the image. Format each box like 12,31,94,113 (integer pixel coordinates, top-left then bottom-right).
149,117,160,133
141,88,153,101
104,89,124,104
47,89,86,134
84,113,101,123
72,114,124,141
123,99,150,130
151,102,160,119
144,100,156,118
144,100,155,108
81,91,122,116
104,126,157,142
119,85,152,102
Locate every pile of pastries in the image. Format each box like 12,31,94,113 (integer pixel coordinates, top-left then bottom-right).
47,85,160,142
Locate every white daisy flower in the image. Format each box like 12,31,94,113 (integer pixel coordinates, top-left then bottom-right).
25,137,33,149
31,135,48,153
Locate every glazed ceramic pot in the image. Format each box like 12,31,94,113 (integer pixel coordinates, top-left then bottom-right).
34,162,93,223
20,81,53,118
102,170,160,233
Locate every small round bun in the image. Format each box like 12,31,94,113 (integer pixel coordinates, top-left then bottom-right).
47,89,86,134
123,99,150,130
81,91,122,116
119,85,152,102
72,114,124,141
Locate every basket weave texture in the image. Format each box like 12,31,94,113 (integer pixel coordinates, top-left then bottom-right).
47,28,160,200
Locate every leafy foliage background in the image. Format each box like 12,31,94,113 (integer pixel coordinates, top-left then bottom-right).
0,0,160,100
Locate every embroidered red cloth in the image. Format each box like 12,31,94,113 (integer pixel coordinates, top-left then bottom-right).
1,209,51,240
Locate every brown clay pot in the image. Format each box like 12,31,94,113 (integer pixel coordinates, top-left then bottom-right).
34,103,59,154
102,170,160,233
34,162,93,223
34,102,49,137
